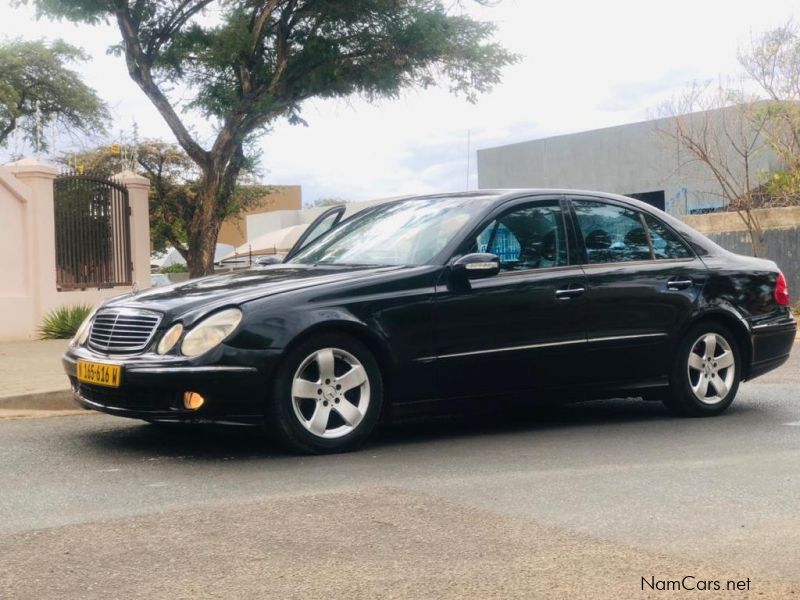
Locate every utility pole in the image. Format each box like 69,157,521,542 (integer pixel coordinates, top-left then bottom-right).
465,129,471,190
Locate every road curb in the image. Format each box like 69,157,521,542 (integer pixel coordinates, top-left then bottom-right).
0,389,78,411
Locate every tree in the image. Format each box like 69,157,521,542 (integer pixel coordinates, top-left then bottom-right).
0,39,107,149
738,21,800,201
60,140,270,259
25,0,516,277
310,197,349,208
656,83,772,256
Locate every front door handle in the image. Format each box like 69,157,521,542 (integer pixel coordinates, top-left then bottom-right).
555,287,585,300
667,278,693,291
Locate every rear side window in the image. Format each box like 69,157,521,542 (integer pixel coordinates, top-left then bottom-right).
572,200,652,264
644,215,693,259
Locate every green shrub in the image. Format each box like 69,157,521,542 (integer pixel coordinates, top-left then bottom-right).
39,304,94,340
159,263,188,273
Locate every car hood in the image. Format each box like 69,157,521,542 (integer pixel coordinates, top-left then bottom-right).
103,265,404,322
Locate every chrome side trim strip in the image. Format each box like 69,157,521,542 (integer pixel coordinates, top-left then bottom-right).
126,366,259,374
751,321,797,331
587,333,668,343
416,332,668,362
415,338,587,361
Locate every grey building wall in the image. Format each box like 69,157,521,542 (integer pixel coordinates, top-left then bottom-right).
477,107,783,216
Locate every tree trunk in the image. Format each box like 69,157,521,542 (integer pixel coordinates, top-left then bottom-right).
186,220,222,277
179,140,247,278
748,224,767,258
186,180,225,278
738,208,766,258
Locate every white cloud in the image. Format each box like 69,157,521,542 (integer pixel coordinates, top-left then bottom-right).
1,0,797,203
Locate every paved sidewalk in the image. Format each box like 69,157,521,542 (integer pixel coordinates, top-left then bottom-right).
0,339,75,411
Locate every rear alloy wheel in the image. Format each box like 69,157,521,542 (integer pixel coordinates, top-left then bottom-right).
664,324,741,416
268,333,383,453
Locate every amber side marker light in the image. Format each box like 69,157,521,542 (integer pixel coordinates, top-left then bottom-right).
183,392,205,410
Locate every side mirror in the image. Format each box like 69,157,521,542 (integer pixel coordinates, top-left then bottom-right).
451,253,501,279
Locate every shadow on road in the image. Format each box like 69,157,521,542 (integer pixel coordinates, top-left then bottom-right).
72,395,761,461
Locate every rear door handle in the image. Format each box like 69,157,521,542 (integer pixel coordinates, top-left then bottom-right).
667,278,693,291
555,287,585,300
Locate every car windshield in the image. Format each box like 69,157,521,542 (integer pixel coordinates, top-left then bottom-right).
288,195,495,266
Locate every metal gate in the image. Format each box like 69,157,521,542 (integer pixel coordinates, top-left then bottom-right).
53,172,133,290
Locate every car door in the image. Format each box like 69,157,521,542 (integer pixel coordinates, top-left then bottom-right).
568,196,707,386
283,205,346,261
432,197,588,399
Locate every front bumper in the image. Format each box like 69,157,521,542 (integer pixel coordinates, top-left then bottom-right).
63,345,280,425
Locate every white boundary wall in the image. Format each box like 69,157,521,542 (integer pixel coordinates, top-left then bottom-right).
0,159,150,341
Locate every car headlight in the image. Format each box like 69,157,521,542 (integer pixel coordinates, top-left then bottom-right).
157,323,184,355
71,307,99,347
180,308,242,357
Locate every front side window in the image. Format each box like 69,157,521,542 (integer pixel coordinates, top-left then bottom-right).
572,200,653,264
470,201,568,271
288,196,494,266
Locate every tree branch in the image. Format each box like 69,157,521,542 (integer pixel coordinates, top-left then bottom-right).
114,6,210,170
0,115,16,146
251,0,283,55
147,0,214,59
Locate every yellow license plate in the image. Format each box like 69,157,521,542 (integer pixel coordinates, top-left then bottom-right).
76,360,122,388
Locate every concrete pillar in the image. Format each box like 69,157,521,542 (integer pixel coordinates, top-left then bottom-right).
6,158,59,326
0,164,35,340
115,170,151,291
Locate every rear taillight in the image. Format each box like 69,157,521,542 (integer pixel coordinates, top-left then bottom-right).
775,271,791,306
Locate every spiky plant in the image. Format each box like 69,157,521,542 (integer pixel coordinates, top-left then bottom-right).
39,304,93,340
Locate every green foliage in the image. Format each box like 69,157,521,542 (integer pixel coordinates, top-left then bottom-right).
764,168,800,206
38,304,93,340
23,0,516,275
158,263,189,273
311,197,349,208
25,1,516,131
0,38,108,148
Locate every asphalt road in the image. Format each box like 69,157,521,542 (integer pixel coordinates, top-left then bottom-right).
1,350,799,599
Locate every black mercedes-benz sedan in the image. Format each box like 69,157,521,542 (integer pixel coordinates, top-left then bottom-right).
63,190,797,453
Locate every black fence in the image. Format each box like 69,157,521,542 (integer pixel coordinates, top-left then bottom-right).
53,172,133,290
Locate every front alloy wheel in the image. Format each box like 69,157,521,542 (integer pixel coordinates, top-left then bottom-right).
291,347,370,439
268,333,383,454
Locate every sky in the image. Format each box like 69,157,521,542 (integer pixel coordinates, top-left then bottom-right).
0,0,798,204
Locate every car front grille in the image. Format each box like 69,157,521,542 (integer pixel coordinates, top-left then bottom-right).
88,308,161,354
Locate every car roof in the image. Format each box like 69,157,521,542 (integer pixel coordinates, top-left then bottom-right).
381,188,659,213
396,188,639,202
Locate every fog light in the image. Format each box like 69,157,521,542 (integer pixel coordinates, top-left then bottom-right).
183,391,205,410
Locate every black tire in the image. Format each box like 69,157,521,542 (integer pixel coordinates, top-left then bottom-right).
663,322,741,417
266,332,384,454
